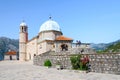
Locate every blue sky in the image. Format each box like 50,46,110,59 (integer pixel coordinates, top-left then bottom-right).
0,0,120,43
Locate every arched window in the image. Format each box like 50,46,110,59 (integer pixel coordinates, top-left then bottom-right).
61,44,68,51
21,27,24,32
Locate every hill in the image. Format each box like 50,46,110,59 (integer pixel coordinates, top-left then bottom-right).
0,37,19,60
104,41,120,52
91,39,120,53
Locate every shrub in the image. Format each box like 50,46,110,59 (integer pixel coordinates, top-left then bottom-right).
70,55,89,70
44,59,52,67
70,55,81,70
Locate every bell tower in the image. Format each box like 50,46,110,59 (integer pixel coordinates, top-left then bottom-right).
19,21,28,61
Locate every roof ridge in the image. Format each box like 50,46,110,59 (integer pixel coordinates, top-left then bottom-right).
56,35,73,41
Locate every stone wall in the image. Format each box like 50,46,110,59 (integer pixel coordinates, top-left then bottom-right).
88,53,120,74
71,47,96,54
33,51,72,69
33,52,120,74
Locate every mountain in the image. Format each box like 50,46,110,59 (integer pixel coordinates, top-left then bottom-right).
91,39,120,51
104,41,120,52
90,43,108,51
0,37,19,60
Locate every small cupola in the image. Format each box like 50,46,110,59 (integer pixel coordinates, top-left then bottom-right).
20,21,28,33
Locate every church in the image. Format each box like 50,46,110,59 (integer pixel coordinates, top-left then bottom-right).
19,17,73,61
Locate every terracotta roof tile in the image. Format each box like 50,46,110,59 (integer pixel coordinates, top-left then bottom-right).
56,35,73,41
6,51,16,55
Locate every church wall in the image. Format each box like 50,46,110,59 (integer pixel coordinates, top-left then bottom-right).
46,41,55,51
38,31,62,42
39,31,55,41
26,38,37,60
44,32,55,40
38,41,55,55
38,41,47,55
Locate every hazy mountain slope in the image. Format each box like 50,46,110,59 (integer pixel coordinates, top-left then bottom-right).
91,39,120,51
0,37,19,60
90,43,108,50
104,41,120,52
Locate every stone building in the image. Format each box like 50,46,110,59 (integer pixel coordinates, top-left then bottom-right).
19,17,94,61
4,51,17,60
19,17,73,61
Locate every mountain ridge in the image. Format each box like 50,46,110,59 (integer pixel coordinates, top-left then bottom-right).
91,39,120,51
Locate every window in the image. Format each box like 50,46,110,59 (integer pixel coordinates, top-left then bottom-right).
61,44,68,51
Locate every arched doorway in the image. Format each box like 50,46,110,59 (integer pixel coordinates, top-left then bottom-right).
61,44,68,51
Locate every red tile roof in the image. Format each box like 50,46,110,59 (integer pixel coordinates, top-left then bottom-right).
6,51,16,55
56,35,73,41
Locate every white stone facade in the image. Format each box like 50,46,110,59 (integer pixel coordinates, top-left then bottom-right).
19,18,73,61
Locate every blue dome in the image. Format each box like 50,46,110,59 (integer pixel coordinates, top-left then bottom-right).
39,19,61,32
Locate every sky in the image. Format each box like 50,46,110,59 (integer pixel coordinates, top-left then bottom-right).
0,0,120,43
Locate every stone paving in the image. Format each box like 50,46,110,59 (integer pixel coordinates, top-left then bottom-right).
0,60,120,80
